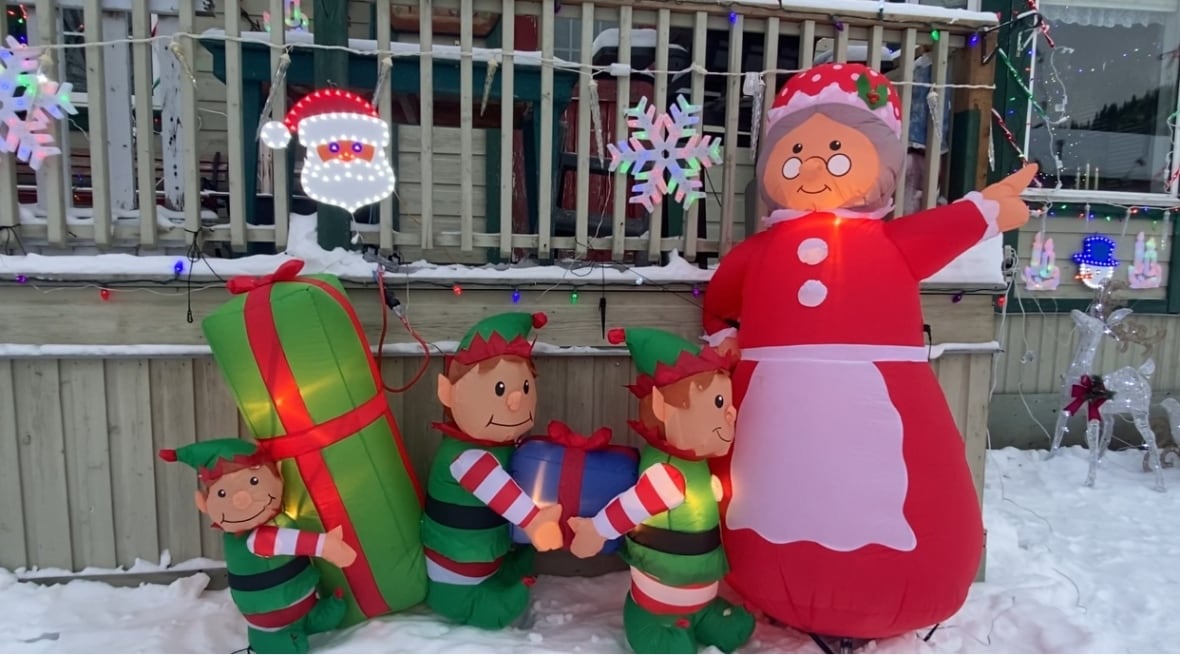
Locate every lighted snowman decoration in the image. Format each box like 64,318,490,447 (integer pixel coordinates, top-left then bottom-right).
1072,234,1119,289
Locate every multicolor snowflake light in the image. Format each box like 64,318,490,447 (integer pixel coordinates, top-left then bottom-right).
0,36,76,170
607,95,722,211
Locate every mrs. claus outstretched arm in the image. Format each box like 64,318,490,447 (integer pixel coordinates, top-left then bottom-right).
885,163,1037,281
702,234,764,351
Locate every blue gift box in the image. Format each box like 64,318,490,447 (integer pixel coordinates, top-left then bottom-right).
509,421,639,554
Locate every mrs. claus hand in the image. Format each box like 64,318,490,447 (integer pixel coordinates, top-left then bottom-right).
567,517,608,559
981,163,1038,232
523,504,564,552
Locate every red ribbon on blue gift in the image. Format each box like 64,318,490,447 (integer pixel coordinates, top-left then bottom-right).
1063,374,1114,422
527,421,618,547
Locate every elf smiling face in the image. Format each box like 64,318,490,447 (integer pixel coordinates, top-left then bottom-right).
194,464,284,533
649,371,738,459
764,113,881,212
438,355,538,443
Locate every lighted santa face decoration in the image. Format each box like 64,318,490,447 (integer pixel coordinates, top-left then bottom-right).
260,89,397,213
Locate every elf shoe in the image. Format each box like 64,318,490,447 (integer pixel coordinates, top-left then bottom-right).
691,597,755,653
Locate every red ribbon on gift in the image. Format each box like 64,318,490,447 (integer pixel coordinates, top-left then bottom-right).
226,259,306,295
1063,374,1113,422
525,421,617,547
237,259,422,620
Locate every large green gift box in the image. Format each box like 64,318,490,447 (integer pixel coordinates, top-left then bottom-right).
202,259,426,626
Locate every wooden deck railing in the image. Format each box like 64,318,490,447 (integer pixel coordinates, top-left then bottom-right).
1,0,997,264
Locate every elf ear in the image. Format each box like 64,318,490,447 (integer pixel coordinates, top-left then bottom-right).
437,373,454,408
193,489,208,515
651,386,668,424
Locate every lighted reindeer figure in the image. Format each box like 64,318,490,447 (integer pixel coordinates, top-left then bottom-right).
1049,308,1166,491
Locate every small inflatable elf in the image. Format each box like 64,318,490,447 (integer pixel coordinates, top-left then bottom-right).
158,440,355,653
568,327,755,654
423,311,564,629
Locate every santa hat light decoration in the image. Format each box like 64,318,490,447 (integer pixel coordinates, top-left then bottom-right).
260,89,397,212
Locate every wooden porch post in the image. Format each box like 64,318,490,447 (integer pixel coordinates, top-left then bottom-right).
313,0,353,250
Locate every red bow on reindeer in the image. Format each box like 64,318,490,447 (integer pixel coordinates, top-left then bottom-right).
1064,375,1115,422
226,259,306,295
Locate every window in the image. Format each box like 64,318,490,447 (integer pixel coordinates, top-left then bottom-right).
1025,0,1180,196
552,17,618,63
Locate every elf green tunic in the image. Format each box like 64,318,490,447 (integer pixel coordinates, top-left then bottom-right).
223,514,346,654
592,446,754,654
421,431,539,629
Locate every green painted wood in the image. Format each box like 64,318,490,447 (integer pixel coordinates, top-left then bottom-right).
313,0,354,251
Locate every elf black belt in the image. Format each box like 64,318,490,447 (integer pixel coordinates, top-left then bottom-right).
228,556,311,592
629,524,721,556
425,495,507,530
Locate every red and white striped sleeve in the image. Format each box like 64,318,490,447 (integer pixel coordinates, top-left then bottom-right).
451,449,541,527
590,463,686,540
246,525,326,558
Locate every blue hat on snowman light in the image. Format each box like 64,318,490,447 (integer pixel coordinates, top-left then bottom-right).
1072,234,1119,268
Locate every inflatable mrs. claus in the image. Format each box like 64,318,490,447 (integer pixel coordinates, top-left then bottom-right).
702,62,1036,641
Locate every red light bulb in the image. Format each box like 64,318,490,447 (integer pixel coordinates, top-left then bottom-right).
99,288,112,301
452,283,462,296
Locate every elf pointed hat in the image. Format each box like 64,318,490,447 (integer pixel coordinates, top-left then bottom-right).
259,88,390,151
607,326,733,398
767,62,903,137
159,439,271,482
449,311,548,368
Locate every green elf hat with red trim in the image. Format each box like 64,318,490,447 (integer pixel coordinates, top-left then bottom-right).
449,311,548,368
159,439,270,482
607,326,733,398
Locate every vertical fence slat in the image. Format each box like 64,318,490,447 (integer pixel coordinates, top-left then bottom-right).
537,0,556,257
868,25,884,70
0,361,26,569
271,0,291,249
573,2,592,259
756,17,779,225
179,2,201,245
101,15,134,217
834,24,849,63
459,0,474,251
685,11,706,261
893,28,917,215
224,0,246,249
33,0,67,247
800,19,816,69
418,0,435,250
719,14,742,255
610,6,632,260
0,7,18,228
923,34,949,209
83,0,111,248
497,0,514,258
132,0,158,248
647,8,670,259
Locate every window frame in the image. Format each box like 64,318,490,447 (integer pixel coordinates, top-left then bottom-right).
1020,0,1180,206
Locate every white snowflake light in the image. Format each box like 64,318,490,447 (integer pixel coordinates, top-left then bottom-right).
607,95,723,212
0,36,76,170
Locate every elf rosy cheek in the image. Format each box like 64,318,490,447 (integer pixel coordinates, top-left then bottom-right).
317,140,376,163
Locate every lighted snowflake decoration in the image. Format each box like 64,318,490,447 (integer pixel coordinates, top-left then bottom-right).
607,95,723,212
0,36,76,170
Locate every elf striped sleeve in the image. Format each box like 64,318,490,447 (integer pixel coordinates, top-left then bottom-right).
591,463,687,540
451,449,541,527
247,526,326,558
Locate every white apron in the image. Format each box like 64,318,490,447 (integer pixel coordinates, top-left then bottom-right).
725,344,920,552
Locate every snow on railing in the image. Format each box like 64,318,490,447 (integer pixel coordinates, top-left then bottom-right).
2,0,994,265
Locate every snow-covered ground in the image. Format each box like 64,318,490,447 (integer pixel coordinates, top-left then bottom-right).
3,446,1177,653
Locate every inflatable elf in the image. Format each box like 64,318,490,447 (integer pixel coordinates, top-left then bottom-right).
159,440,354,654
568,327,754,654
423,311,564,629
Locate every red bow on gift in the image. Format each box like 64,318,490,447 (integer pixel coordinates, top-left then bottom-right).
226,259,306,295
1064,374,1114,421
544,420,612,450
